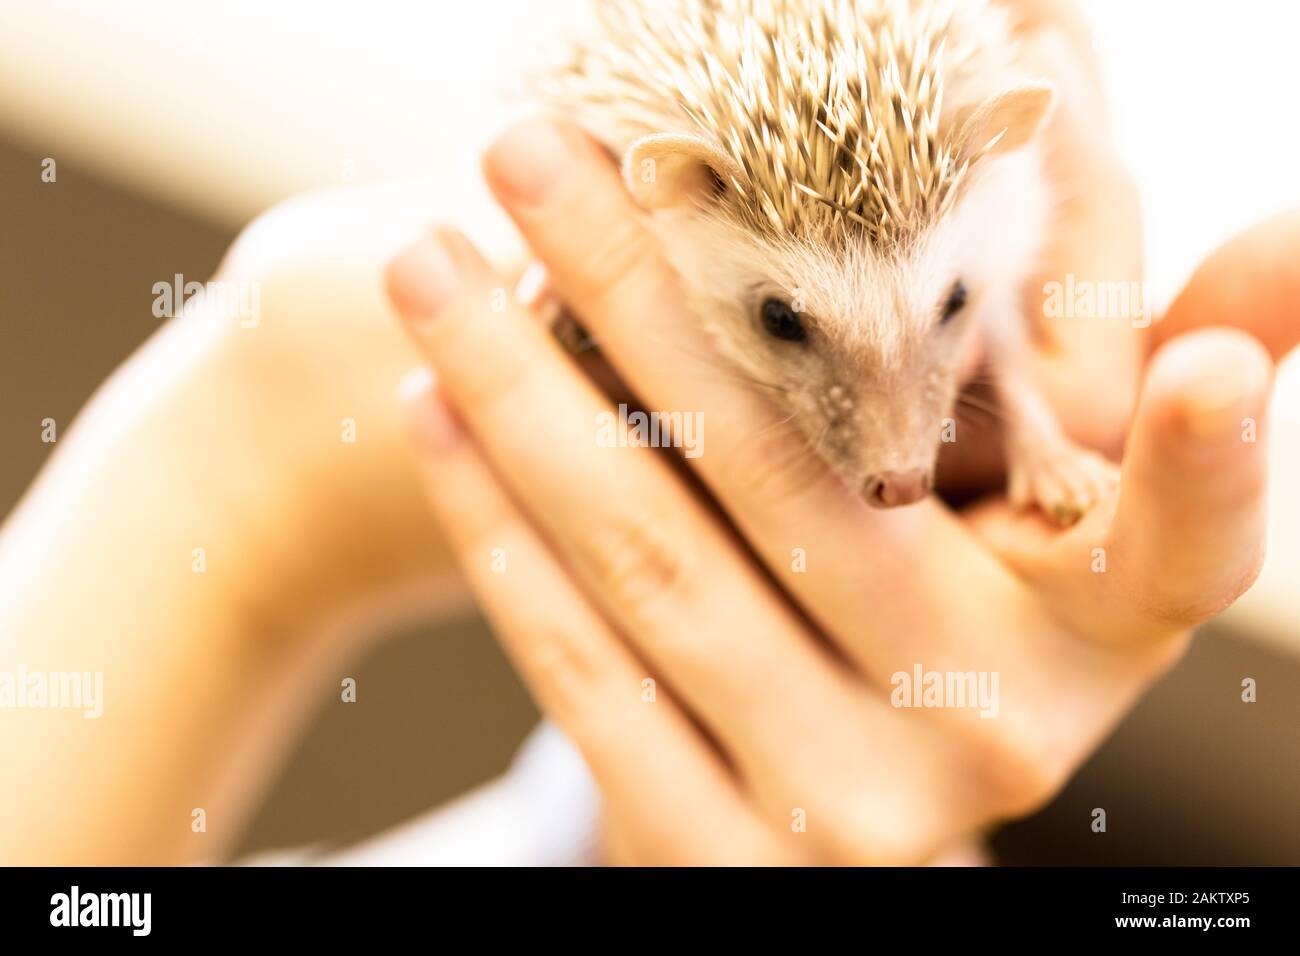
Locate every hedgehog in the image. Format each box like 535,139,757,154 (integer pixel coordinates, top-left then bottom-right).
538,0,1118,521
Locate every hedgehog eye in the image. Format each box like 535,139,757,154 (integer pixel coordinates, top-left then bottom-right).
940,279,967,324
760,297,806,342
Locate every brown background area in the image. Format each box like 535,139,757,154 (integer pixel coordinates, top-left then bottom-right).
1,135,1295,864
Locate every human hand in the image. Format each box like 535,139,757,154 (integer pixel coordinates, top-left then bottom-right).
381,116,1280,863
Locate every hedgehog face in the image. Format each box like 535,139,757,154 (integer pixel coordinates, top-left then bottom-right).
641,139,1048,504
559,0,1058,502
619,81,1055,503
661,221,982,501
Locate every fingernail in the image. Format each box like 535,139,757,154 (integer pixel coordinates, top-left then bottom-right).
1182,383,1255,443
387,233,458,321
1153,331,1271,444
514,260,551,308
399,367,462,452
485,118,574,206
399,366,436,403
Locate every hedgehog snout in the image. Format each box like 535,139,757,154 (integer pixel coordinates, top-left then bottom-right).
864,469,932,508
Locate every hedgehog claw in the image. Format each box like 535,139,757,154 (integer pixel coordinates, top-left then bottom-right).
1006,438,1119,526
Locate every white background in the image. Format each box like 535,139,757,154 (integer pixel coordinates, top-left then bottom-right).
0,0,1296,645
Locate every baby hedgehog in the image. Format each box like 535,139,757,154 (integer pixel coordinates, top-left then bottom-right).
543,0,1118,521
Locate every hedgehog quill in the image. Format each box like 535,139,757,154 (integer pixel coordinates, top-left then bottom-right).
542,0,1118,521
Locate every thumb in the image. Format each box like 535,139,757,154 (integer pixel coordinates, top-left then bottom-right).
1104,327,1273,636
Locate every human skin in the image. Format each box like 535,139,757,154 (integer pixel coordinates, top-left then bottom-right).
0,0,1293,864
380,107,1283,861
0,193,476,864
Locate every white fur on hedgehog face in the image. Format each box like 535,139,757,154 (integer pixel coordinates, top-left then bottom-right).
650,150,1046,495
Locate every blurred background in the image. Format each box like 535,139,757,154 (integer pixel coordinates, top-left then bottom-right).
0,0,1297,862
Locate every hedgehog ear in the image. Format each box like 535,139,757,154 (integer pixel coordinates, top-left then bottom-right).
952,83,1056,164
622,134,742,211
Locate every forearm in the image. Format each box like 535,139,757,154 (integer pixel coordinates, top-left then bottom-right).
1,320,295,862
0,270,462,863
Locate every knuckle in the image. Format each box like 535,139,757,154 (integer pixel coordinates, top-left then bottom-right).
1215,555,1267,610
567,214,659,310
575,508,696,625
453,344,538,416
726,835,803,867
219,201,303,282
466,543,623,731
220,189,353,281
522,623,609,712
1133,593,1215,634
964,723,1067,818
818,800,933,867
1134,551,1265,632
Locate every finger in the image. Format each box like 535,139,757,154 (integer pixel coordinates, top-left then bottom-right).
481,116,1042,695
973,328,1275,644
479,122,1116,845
1151,209,1300,362
387,234,1001,865
1103,328,1273,637
399,369,788,864
385,228,870,775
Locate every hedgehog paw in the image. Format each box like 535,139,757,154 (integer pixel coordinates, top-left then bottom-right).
1006,438,1119,526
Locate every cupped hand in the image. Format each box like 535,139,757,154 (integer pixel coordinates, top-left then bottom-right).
381,113,1284,864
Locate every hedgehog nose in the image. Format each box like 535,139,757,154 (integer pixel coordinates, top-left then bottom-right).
865,469,931,508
